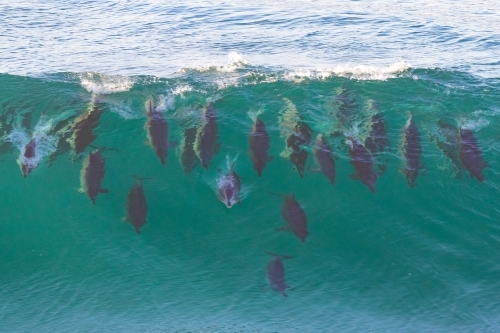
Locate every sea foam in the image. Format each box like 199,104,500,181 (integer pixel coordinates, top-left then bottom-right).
79,72,135,94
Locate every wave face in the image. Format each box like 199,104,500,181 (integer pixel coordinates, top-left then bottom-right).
0,69,499,332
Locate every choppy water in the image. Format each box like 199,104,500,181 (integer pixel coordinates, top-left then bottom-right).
1,1,500,332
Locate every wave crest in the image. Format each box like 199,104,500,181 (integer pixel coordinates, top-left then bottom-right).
284,61,410,81
79,72,135,94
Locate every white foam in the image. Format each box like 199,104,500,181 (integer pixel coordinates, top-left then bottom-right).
179,52,248,73
155,85,195,113
79,72,134,94
6,117,57,174
284,61,410,81
171,84,193,96
108,103,138,120
460,118,489,131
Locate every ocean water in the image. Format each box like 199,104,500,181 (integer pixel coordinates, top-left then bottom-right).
1,1,500,332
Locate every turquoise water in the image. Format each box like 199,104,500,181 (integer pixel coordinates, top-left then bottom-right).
1,2,500,332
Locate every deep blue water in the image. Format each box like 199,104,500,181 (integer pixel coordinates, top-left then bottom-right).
1,1,500,332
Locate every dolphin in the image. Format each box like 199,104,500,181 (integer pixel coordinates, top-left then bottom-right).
285,122,312,178
402,116,422,187
313,134,336,185
278,98,312,177
21,137,37,178
67,100,104,156
459,128,487,182
289,149,308,178
335,88,357,130
431,119,464,179
275,193,309,243
79,149,108,204
347,137,377,193
145,99,175,165
180,126,199,174
250,118,273,177
195,103,220,169
365,113,389,155
125,178,148,233
266,253,294,297
217,158,241,208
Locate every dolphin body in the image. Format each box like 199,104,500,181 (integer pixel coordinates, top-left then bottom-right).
365,113,389,155
286,122,312,178
313,134,336,185
335,88,357,130
250,118,273,177
21,137,37,178
79,149,108,204
279,98,312,177
145,99,175,166
217,159,241,208
459,128,487,182
68,101,104,156
266,253,293,297
347,137,377,193
125,179,148,233
432,119,465,179
277,194,309,243
402,116,422,187
195,103,220,169
180,126,199,174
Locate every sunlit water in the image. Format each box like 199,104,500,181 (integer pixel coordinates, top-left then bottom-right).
1,1,500,332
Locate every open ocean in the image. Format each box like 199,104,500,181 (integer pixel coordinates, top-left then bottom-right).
1,1,500,332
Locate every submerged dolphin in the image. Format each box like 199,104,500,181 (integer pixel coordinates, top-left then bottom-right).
335,88,357,130
217,158,241,208
79,149,108,204
275,193,309,243
286,122,312,178
180,126,199,174
67,100,104,155
365,113,389,155
266,252,294,297
313,134,336,185
279,98,312,177
145,99,175,165
347,137,377,193
402,116,422,187
195,103,220,169
459,128,487,182
250,118,273,177
431,119,464,179
125,178,148,233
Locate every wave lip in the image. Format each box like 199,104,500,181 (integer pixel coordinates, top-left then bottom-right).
284,61,411,81
79,72,135,94
179,52,248,74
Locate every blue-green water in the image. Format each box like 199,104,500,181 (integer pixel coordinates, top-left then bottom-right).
1,2,500,332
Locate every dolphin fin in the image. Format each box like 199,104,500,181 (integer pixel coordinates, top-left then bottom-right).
100,188,109,194
268,155,274,162
349,174,360,180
